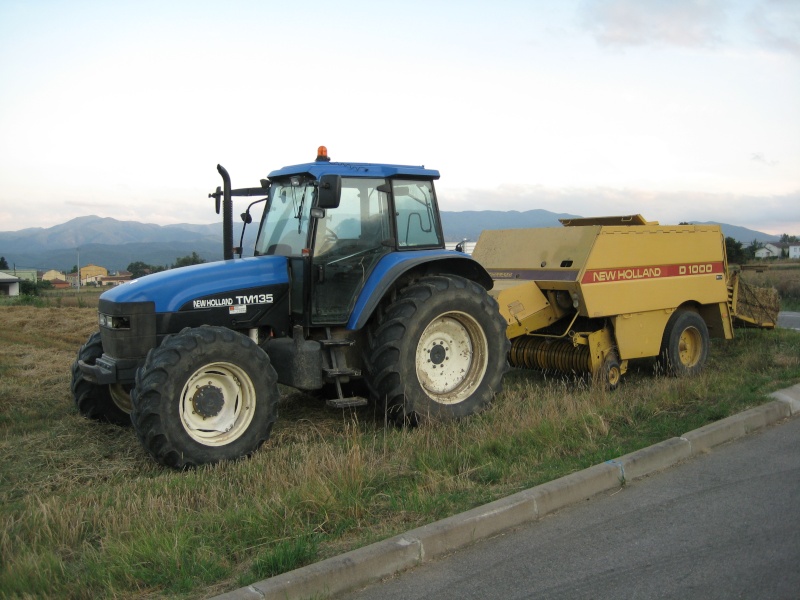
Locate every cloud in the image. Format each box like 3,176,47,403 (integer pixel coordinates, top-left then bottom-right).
751,152,779,166
748,0,800,56
581,0,729,48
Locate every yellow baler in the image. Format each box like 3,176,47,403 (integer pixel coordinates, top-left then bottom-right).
472,215,777,386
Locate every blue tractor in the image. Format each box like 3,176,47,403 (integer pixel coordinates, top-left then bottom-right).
72,147,509,469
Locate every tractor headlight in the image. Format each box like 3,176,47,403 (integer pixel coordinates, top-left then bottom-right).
98,313,131,330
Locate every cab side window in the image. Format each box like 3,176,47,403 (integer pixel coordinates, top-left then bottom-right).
393,180,442,248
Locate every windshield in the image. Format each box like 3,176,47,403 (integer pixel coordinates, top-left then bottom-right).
255,179,315,256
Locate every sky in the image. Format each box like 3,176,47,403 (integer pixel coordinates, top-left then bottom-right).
1,0,798,236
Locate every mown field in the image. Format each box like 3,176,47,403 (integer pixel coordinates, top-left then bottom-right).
1,274,799,598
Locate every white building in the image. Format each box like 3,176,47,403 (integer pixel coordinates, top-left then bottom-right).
756,243,786,259
0,271,20,296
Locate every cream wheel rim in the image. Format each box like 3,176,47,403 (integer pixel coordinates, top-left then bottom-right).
179,362,256,446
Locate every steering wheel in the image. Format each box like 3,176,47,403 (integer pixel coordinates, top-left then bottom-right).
316,228,339,255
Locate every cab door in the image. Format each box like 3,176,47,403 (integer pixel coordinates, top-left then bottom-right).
310,177,392,324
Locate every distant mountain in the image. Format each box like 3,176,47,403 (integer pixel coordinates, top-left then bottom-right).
440,209,581,242
440,213,780,245
688,221,777,245
0,216,250,272
0,215,216,250
0,213,780,272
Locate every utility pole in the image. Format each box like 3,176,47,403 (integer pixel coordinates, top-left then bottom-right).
76,248,81,289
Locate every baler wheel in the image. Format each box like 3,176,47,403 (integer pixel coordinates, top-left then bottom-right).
71,331,132,426
602,353,622,391
131,326,278,469
365,275,509,425
659,309,709,377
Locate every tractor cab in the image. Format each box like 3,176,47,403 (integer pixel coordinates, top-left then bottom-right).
249,147,445,326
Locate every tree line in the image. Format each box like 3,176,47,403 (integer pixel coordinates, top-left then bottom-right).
125,252,207,278
725,235,800,265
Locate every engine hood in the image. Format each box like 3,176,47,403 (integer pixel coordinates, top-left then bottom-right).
100,256,290,313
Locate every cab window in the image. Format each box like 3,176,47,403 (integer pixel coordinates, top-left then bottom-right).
393,180,442,248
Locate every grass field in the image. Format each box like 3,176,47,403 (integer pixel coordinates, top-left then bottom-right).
1,304,799,599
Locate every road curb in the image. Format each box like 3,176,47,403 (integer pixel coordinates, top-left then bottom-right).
768,383,800,414
213,389,800,600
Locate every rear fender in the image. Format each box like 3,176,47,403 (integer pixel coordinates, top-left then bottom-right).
346,251,493,330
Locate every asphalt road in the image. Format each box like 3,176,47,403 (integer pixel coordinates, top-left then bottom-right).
340,416,800,600
778,311,800,331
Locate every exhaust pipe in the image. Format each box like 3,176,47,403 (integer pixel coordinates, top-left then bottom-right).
213,164,234,261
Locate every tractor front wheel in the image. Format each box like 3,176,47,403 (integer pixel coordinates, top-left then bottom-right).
71,331,132,426
366,275,509,424
131,326,278,469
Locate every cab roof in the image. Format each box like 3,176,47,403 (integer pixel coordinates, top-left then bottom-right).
268,160,440,181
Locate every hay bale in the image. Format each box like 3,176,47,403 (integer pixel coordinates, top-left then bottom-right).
734,277,780,328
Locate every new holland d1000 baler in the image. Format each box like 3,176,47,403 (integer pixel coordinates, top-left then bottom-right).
472,215,779,387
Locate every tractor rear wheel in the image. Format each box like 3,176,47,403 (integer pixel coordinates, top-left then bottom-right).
659,309,710,377
131,326,278,469
366,275,509,424
71,331,132,426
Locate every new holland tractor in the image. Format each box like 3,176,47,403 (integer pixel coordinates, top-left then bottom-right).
72,147,509,469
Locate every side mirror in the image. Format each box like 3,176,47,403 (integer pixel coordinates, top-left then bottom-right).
318,174,341,209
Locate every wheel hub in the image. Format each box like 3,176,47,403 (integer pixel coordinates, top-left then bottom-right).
109,383,133,414
429,342,448,366
679,327,702,367
191,384,225,419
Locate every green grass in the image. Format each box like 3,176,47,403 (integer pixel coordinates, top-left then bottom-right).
782,298,800,311
1,306,799,599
